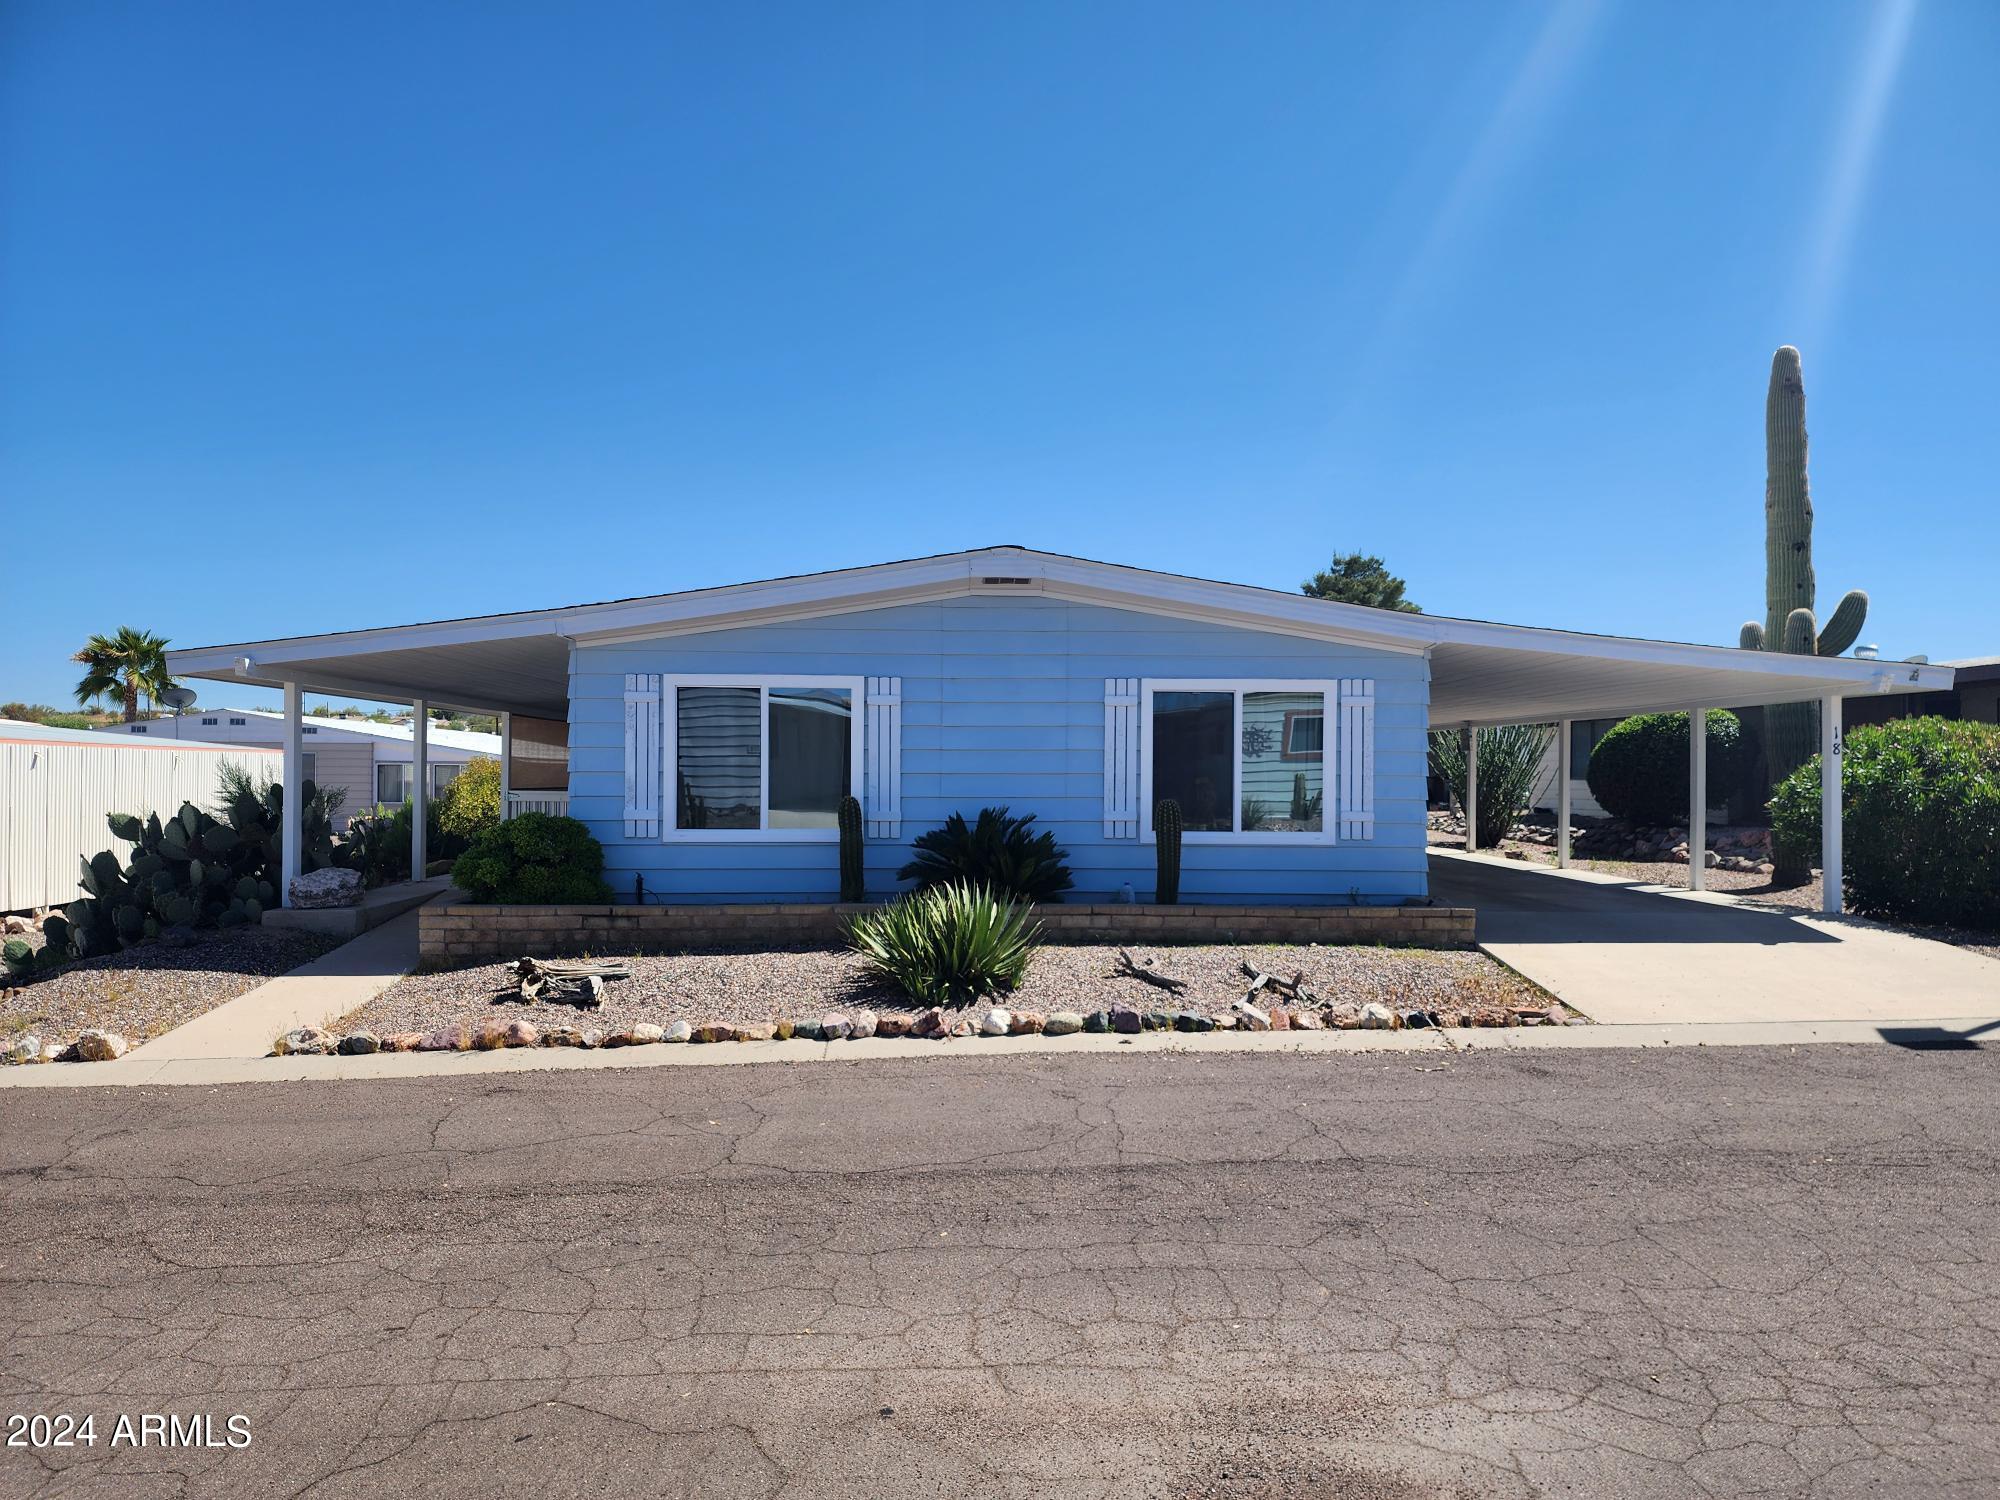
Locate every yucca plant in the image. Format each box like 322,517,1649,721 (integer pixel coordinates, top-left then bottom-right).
897,806,1073,902
846,880,1041,1004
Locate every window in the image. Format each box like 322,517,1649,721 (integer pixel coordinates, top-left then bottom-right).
200,717,218,726
301,752,317,785
229,717,246,726
1281,710,1324,760
429,762,460,799
669,677,861,839
304,725,318,735
1143,681,1333,841
1568,718,1621,776
375,763,410,806
131,725,148,734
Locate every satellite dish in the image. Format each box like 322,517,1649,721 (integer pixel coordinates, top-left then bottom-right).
160,686,198,711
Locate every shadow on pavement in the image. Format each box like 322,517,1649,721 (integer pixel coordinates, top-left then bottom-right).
1428,854,1842,947
1877,1019,2000,1051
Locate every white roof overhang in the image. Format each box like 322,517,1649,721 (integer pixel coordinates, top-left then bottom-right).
167,546,1956,725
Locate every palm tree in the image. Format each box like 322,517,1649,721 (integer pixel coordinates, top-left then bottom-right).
73,627,177,722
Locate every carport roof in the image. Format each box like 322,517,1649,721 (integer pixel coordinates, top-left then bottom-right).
168,546,1956,725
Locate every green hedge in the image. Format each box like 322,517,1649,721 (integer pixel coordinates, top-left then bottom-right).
450,812,612,905
1585,710,1746,827
1770,717,2000,930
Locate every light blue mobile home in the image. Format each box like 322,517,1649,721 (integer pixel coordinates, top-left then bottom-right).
168,545,1949,918
566,593,1425,904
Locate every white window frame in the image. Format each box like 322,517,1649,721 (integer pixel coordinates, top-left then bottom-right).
1139,678,1340,846
663,674,865,844
376,762,411,806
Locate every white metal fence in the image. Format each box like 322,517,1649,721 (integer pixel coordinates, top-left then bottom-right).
502,791,570,820
1,733,280,913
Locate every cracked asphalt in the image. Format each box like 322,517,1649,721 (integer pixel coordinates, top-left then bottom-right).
2,1044,1997,1499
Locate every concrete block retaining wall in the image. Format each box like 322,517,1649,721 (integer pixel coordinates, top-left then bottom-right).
419,901,1476,964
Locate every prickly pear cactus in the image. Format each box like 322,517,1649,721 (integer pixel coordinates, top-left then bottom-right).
1154,799,1183,905
836,795,865,903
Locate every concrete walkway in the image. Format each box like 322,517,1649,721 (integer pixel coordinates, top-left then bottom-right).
93,902,425,1068
1431,848,2000,1029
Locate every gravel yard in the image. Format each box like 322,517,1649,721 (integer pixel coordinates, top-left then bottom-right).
1,927,344,1050
348,940,1546,1038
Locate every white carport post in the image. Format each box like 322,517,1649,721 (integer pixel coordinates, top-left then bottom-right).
1688,707,1707,892
411,699,429,880
1556,719,1572,869
280,681,303,908
1463,725,1478,853
1821,694,1843,915
498,710,512,815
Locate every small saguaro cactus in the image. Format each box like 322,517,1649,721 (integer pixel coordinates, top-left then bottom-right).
836,795,865,903
1154,798,1183,905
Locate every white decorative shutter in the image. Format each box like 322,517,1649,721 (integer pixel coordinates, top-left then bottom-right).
1103,677,1140,838
865,677,902,838
623,674,661,838
1337,678,1376,840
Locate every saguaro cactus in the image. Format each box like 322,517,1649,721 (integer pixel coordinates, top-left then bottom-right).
1737,347,1869,878
1154,799,1182,905
836,795,865,903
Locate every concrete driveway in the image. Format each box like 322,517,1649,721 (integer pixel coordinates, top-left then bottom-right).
1430,849,2000,1031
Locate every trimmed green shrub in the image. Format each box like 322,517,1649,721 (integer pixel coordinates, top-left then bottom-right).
450,812,612,905
846,881,1040,1003
1769,717,2000,930
897,807,1073,903
1428,723,1556,848
1586,710,1746,827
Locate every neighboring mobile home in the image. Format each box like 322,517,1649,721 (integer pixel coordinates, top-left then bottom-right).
160,546,1955,915
0,719,278,913
93,710,501,829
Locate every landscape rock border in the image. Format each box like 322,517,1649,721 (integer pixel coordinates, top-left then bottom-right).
279,999,1584,1058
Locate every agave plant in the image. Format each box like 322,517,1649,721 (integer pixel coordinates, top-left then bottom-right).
846,881,1040,1004
896,806,1074,903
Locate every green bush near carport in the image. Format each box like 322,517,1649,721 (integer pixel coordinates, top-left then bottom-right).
1770,717,2000,931
1586,710,1747,827
451,812,613,905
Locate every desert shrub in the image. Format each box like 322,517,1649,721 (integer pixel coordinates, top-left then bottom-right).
897,806,1073,902
435,758,501,841
342,805,411,888
1585,710,1745,827
344,788,485,889
1768,717,2000,930
214,761,342,872
846,880,1039,1003
1428,723,1556,848
451,812,612,904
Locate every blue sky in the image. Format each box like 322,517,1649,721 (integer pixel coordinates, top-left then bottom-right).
3,1,1995,714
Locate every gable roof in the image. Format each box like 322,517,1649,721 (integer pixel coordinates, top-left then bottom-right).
166,545,1957,726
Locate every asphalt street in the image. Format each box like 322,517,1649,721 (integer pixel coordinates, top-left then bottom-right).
3,1044,1997,1499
